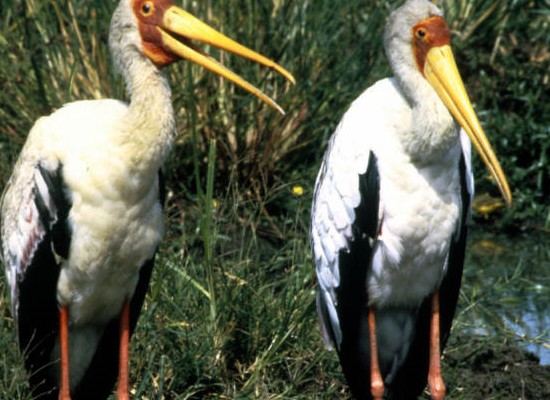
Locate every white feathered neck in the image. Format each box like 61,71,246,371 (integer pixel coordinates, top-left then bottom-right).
108,0,176,174
384,0,459,164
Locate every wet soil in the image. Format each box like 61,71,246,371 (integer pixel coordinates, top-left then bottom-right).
438,333,550,400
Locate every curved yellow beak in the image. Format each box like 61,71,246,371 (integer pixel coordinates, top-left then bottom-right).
424,45,511,205
159,6,295,115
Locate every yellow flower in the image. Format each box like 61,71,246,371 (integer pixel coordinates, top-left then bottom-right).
292,185,304,196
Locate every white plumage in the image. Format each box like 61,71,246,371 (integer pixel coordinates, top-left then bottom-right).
311,1,510,399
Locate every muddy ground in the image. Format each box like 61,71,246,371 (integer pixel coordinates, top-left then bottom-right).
434,333,550,400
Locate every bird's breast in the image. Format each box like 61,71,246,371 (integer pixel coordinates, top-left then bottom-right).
53,147,164,325
368,142,463,307
58,178,163,325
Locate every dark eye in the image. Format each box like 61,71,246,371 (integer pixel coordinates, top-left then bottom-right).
416,29,426,39
142,2,153,15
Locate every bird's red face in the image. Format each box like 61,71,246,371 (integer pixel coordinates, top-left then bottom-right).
129,0,294,114
132,0,178,66
411,16,450,76
409,15,511,205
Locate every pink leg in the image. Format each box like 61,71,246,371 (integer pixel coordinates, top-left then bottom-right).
59,305,71,400
116,299,131,400
428,291,446,400
368,307,384,400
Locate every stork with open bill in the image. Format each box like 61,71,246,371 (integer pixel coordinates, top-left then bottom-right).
0,0,294,399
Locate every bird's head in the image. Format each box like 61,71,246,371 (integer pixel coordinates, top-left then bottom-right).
385,0,511,205
109,0,294,114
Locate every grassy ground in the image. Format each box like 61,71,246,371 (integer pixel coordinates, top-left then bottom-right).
0,0,549,399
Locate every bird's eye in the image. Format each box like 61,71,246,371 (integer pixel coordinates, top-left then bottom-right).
416,29,426,39
141,1,153,15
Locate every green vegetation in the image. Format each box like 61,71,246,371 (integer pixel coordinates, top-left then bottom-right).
0,0,548,399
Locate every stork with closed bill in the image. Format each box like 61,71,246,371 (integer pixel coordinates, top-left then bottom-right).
310,0,511,399
0,0,294,399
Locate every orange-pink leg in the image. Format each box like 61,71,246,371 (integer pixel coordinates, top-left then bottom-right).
116,299,131,400
428,291,446,400
368,307,384,400
59,305,71,400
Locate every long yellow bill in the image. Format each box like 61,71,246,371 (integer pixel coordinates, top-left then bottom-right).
424,45,511,205
160,6,295,115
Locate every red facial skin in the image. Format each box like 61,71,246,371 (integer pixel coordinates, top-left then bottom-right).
132,0,178,66
412,16,451,75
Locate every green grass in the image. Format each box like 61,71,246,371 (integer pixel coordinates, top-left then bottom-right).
0,0,549,398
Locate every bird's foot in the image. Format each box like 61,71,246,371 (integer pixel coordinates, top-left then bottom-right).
370,377,384,400
116,387,131,400
58,391,72,400
428,375,446,400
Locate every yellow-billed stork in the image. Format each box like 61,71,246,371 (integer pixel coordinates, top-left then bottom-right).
0,0,294,399
311,1,511,399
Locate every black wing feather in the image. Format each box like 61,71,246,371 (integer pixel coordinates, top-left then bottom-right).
18,163,71,400
36,164,72,258
333,152,380,400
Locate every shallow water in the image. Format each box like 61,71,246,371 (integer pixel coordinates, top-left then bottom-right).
461,229,550,365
